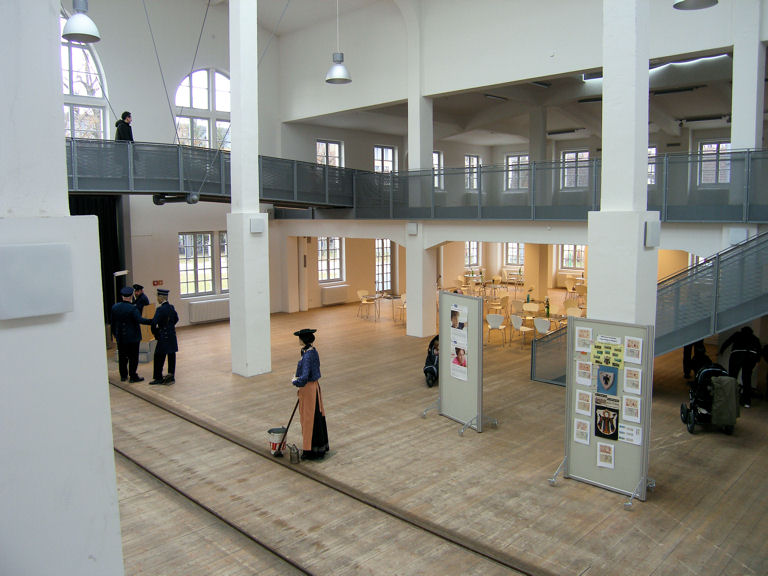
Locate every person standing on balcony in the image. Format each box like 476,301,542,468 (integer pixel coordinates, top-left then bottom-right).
115,111,133,141
719,326,762,408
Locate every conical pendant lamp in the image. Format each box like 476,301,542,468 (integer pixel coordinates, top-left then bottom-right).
325,0,351,84
62,0,101,43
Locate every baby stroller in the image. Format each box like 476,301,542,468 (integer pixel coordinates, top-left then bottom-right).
680,363,739,435
423,335,439,388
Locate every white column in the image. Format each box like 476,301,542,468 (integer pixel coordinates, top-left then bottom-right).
529,107,547,163
405,223,437,337
590,0,658,326
229,0,271,376
731,0,764,150
0,1,124,574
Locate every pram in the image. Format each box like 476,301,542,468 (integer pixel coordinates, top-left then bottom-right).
680,363,739,435
423,335,439,388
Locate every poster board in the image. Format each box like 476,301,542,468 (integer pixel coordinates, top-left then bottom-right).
564,317,654,500
439,292,484,432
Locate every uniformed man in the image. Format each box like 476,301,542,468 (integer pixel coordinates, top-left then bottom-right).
132,283,150,315
110,285,152,382
150,288,179,385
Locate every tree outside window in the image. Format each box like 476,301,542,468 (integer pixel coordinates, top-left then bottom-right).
560,244,586,270
375,239,391,292
318,237,343,282
178,233,214,296
175,69,231,150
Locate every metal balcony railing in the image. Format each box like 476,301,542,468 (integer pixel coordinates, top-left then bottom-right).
531,231,768,386
66,139,768,222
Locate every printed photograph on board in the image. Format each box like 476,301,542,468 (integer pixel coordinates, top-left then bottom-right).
597,442,615,469
623,366,642,395
622,395,641,423
574,418,591,445
575,326,593,353
575,389,593,416
449,303,469,381
576,361,593,386
624,336,643,364
594,393,620,440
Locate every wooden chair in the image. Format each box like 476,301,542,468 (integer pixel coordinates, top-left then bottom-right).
486,313,507,345
509,314,534,347
356,290,376,319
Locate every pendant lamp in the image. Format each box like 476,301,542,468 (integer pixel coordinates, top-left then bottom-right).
325,0,351,84
673,0,718,10
62,0,101,43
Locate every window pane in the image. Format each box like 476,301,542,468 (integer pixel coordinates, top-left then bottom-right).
216,121,231,150
72,106,103,139
176,117,191,146
214,72,231,112
220,232,228,292
175,76,191,108
70,46,102,97
191,70,209,109
61,46,71,94
192,118,209,148
63,105,72,138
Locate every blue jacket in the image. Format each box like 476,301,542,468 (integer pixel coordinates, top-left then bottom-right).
110,301,151,344
293,346,321,387
132,292,150,315
151,302,179,353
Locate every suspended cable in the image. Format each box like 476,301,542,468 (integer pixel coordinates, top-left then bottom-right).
142,0,178,142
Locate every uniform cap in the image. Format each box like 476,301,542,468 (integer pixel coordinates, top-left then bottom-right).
157,288,170,296
133,284,143,291
120,286,134,297
293,328,317,337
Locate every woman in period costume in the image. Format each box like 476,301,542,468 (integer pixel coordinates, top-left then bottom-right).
292,329,329,460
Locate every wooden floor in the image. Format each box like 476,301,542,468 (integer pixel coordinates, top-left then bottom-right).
110,299,768,576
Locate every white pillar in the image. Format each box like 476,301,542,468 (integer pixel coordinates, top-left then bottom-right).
590,0,658,326
731,0,764,150
0,1,124,574
405,223,437,337
529,107,547,163
229,0,271,376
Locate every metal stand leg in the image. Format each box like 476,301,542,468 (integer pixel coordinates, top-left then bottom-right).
459,416,478,436
421,400,439,419
624,477,654,509
549,456,566,486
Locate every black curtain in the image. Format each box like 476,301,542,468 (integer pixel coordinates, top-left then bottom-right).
69,195,123,323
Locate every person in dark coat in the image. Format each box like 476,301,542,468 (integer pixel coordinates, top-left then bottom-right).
114,111,133,141
683,339,705,379
719,326,762,407
111,285,152,382
292,328,329,460
132,283,149,315
150,288,179,385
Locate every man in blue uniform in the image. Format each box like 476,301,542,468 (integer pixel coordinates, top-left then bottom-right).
132,283,149,315
111,285,152,382
150,288,179,385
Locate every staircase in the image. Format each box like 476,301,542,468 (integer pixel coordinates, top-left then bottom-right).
531,232,768,385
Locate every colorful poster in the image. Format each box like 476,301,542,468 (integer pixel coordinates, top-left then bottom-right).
590,341,624,368
575,389,592,416
622,396,641,423
624,336,643,365
576,361,593,387
449,304,468,381
575,326,593,353
623,366,642,395
618,424,642,445
597,365,618,396
594,393,620,440
574,418,591,445
597,442,615,469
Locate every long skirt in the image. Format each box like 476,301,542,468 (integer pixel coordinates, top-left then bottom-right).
297,380,329,459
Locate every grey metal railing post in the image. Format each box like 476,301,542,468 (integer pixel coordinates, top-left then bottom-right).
352,170,357,218
744,150,751,222
476,166,482,218
530,162,535,220
662,154,669,222
220,153,226,197
178,146,185,193
258,156,263,198
389,173,394,219
431,172,436,219
70,139,79,191
324,163,329,205
293,160,298,203
711,252,721,334
127,142,135,192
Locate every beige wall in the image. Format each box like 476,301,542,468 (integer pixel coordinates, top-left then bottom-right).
658,249,690,280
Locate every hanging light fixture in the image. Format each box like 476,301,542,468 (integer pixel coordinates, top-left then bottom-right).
673,0,718,10
62,0,101,43
325,0,351,84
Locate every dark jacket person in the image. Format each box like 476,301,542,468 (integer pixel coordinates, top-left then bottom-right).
111,285,151,382
115,111,133,141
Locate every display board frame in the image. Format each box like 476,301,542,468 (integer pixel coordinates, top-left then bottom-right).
439,292,485,432
564,317,654,500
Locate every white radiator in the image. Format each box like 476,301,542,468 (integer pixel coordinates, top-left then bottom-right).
188,298,230,323
321,284,349,306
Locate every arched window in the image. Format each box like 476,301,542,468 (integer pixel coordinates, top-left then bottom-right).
175,69,231,150
60,14,108,139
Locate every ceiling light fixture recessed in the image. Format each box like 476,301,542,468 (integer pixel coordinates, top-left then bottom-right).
673,0,718,10
483,93,508,102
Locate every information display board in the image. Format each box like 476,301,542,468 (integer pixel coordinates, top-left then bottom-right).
439,292,485,432
564,318,654,500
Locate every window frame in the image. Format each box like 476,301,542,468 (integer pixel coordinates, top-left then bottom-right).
178,232,216,297
175,68,231,150
560,149,590,190
318,236,344,283
504,243,525,266
433,151,444,190
317,139,344,167
647,146,657,187
559,244,586,271
465,241,481,267
697,140,731,187
375,239,391,292
374,145,396,173
219,232,229,294
505,154,530,191
465,155,480,190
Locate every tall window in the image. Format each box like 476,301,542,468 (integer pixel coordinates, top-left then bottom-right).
175,69,231,149
465,155,480,190
374,145,395,173
219,232,229,293
506,154,529,190
698,140,731,185
561,150,590,188
433,151,444,189
560,244,586,270
375,239,391,292
318,237,343,282
504,243,525,266
465,241,480,267
178,233,214,296
317,140,343,166
60,15,106,138
647,146,657,186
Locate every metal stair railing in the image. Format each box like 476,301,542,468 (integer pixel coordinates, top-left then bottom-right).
532,231,768,386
